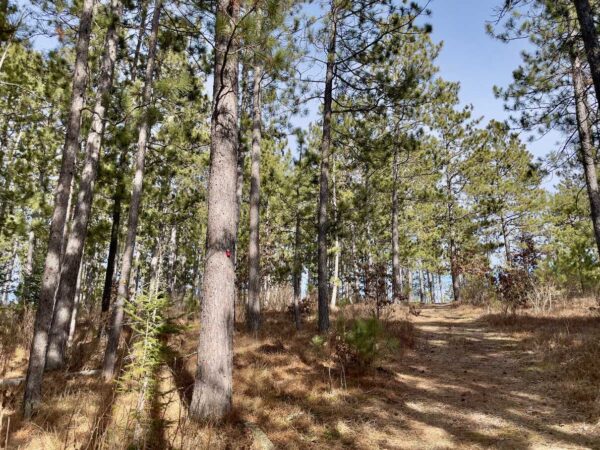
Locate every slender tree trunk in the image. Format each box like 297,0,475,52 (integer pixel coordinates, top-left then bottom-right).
449,240,460,302
292,149,303,330
426,270,434,304
573,0,600,111
247,63,262,333
391,147,402,301
67,260,85,348
437,273,443,303
101,178,122,314
102,0,162,381
1,240,17,303
446,175,460,302
23,0,94,418
189,0,239,422
167,224,177,295
130,0,148,80
330,165,340,309
500,214,511,265
418,268,424,303
317,4,337,332
351,224,360,301
235,63,249,264
571,50,600,258
46,0,123,370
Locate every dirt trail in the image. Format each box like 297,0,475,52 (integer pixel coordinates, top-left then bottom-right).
396,305,599,449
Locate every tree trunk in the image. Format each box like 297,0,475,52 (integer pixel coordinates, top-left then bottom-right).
101,174,123,315
500,213,511,265
292,148,303,330
573,0,600,111
317,5,337,332
24,227,35,278
23,0,95,418
189,0,239,422
446,174,460,302
67,260,85,348
167,224,177,295
449,240,460,302
102,0,162,381
427,270,434,304
247,62,262,333
330,163,341,309
418,268,425,303
235,63,249,265
391,147,402,301
46,0,123,370
571,49,600,258
1,240,17,303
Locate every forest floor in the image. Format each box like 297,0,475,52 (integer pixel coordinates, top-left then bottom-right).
1,300,600,449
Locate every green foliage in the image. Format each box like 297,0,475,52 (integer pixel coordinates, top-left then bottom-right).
333,316,399,369
119,292,169,395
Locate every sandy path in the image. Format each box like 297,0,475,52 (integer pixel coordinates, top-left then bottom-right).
392,306,599,449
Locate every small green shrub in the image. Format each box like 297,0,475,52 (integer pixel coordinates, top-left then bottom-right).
333,317,398,370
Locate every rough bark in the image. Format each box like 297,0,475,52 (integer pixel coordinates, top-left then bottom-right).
391,147,402,301
189,0,239,422
247,63,262,333
46,0,123,370
571,49,600,257
317,5,337,332
23,0,94,418
102,0,162,381
573,0,600,110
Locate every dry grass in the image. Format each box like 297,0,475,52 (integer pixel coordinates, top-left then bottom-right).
1,299,600,449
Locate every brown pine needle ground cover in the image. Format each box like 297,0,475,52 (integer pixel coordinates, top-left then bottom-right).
1,301,599,449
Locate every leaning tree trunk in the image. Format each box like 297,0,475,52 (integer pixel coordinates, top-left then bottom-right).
573,0,600,111
46,0,123,370
317,6,337,332
102,0,162,381
391,147,402,301
101,169,123,315
23,0,94,419
189,0,240,422
247,62,262,333
571,49,600,257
